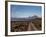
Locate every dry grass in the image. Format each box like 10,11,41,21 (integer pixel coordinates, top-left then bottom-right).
11,18,42,32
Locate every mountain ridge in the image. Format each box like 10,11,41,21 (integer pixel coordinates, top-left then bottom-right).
11,15,41,21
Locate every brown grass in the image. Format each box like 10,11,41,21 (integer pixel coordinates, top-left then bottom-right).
11,18,42,32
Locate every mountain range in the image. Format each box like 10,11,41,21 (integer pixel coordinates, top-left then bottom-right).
11,15,41,21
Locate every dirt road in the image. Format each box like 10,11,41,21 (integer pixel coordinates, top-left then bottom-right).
27,22,38,31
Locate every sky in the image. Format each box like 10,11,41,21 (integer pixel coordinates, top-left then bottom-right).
11,5,42,18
